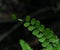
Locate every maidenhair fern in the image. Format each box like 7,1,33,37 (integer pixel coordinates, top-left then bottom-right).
17,16,60,50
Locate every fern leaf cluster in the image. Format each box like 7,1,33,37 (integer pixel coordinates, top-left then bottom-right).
18,16,60,50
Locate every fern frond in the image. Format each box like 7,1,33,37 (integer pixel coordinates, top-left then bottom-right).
18,16,60,50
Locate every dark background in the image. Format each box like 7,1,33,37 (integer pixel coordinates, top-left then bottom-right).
0,0,60,50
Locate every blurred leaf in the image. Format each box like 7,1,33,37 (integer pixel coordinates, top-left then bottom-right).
25,43,33,50
43,28,54,38
42,41,49,47
19,40,26,50
52,43,57,47
46,44,53,50
20,40,33,50
38,37,46,43
46,30,54,39
35,20,40,28
28,26,35,31
24,22,30,27
39,24,45,32
46,33,53,39
11,14,16,20
49,36,59,44
53,44,60,50
43,48,46,50
31,18,36,25
32,29,40,36
25,16,31,22
18,19,23,21
43,28,50,36
36,33,44,38
57,44,60,50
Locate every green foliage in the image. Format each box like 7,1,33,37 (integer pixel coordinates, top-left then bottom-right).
25,16,31,22
43,44,53,50
19,39,33,50
42,44,53,50
32,29,40,36
24,22,30,27
31,18,36,25
19,40,26,50
28,26,35,31
35,20,40,28
53,44,60,50
49,36,59,44
38,37,46,42
39,24,45,32
45,28,54,39
36,33,44,38
18,16,60,50
46,44,53,50
11,14,16,20
42,41,49,47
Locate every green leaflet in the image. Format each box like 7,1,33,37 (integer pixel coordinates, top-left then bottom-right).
46,30,54,39
38,37,46,43
53,44,60,50
53,47,57,50
28,26,35,31
35,20,40,28
57,44,60,50
20,40,33,50
43,28,50,36
52,43,58,47
43,48,46,50
31,18,36,25
42,41,50,47
46,44,53,50
32,29,40,36
25,43,33,50
36,33,44,38
43,28,54,39
39,24,45,32
49,36,59,44
19,40,26,50
46,32,54,39
11,14,16,20
25,16,31,22
24,22,30,27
